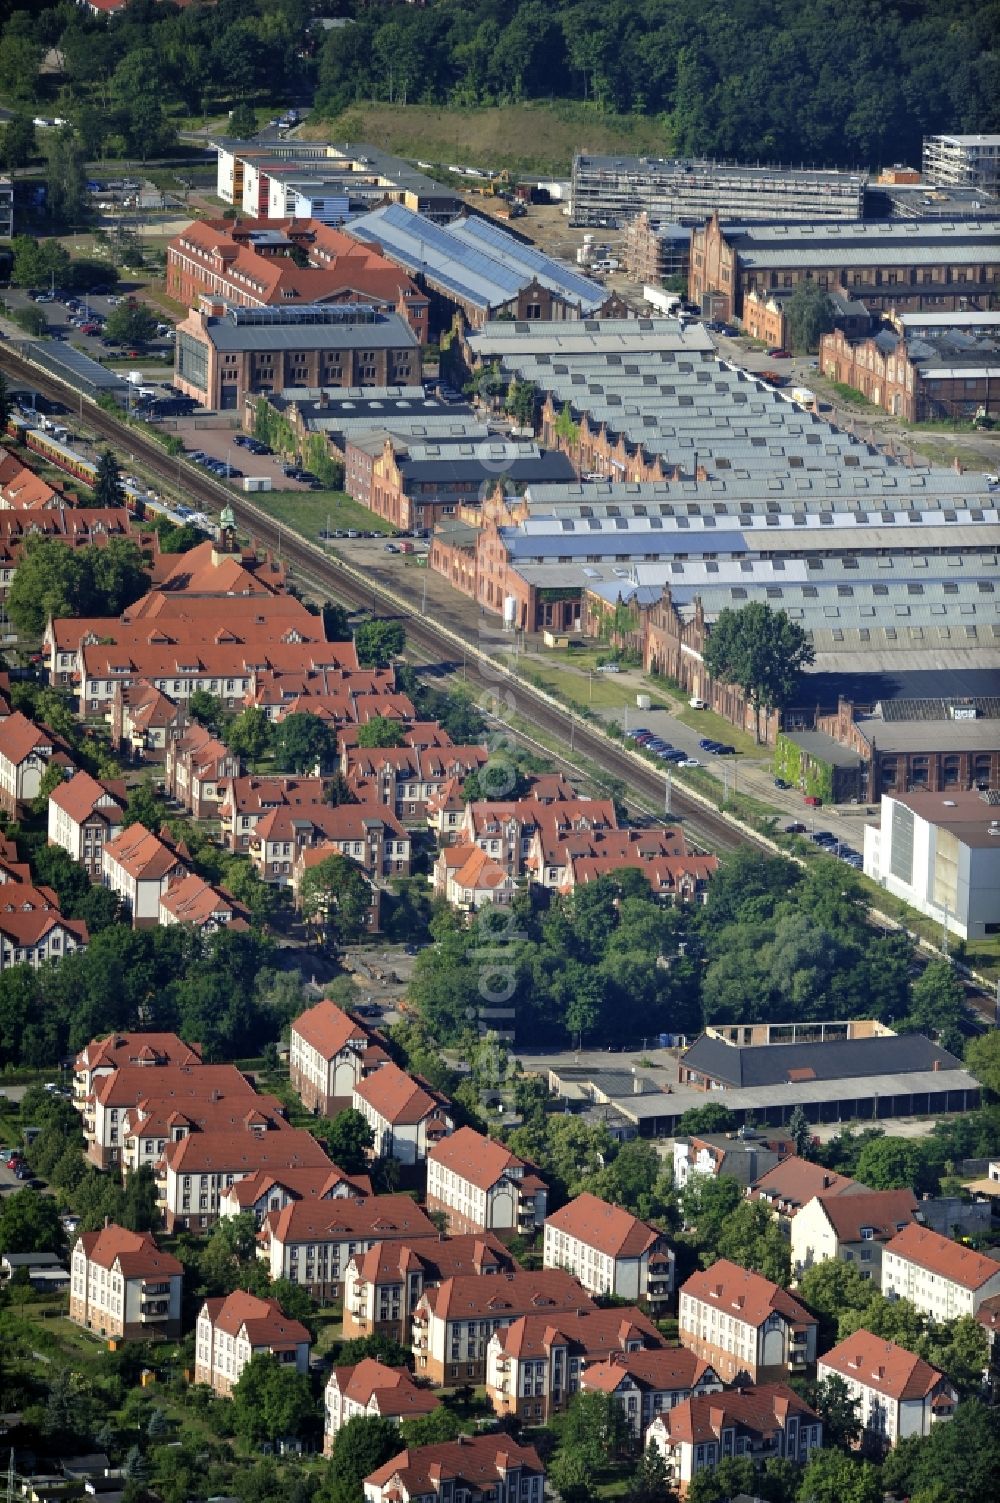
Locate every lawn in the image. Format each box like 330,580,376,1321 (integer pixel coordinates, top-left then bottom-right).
515,658,636,714
252,489,395,541
304,101,672,176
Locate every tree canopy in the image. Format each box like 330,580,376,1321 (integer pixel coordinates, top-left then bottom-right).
703,602,815,743
7,535,149,636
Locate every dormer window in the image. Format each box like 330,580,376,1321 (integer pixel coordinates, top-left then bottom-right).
861,1227,874,1241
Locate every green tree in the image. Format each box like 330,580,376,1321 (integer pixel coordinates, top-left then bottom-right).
628,1444,678,1503
299,853,373,952
322,1414,401,1503
965,1032,1000,1097
853,1136,936,1194
787,1106,814,1158
10,235,69,291
32,760,68,817
322,1107,374,1175
0,371,10,436
188,690,228,737
122,774,169,832
1,113,35,171
0,1188,65,1255
881,1399,1000,1503
44,126,87,226
356,716,407,749
104,301,159,348
809,1373,863,1449
592,1140,677,1226
676,1103,736,1135
562,1389,630,1466
200,1211,259,1294
228,101,258,138
230,1352,315,1447
687,1458,757,1503
7,535,87,635
355,619,405,668
92,449,125,509
704,603,815,743
547,1450,592,1503
336,1332,412,1368
227,706,273,770
785,282,836,355
796,1448,880,1503
399,1407,465,1447
323,601,351,641
680,1173,744,1245
505,377,536,428
715,1199,791,1284
275,712,336,774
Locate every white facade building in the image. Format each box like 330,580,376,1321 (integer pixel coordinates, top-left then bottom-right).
863,790,1000,941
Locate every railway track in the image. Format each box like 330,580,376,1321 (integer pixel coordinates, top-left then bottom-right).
0,343,764,853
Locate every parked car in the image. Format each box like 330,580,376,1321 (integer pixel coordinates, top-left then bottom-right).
784,822,807,835
768,347,792,358
712,743,736,755
679,758,700,768
773,777,791,789
803,794,823,807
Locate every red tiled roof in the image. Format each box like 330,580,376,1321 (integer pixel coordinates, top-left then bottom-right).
352,1233,514,1289
164,1126,332,1176
47,770,125,827
749,1156,858,1212
353,1062,451,1128
885,1223,1000,1290
94,1062,246,1109
494,1304,660,1362
291,999,374,1060
77,1032,201,1074
680,1259,815,1329
545,1193,662,1260
330,1359,440,1419
582,1345,716,1395
428,1269,593,1325
159,871,249,929
77,1223,182,1279
819,1328,948,1402
428,1125,533,1193
222,1166,372,1207
269,1194,437,1248
812,1188,918,1244
103,823,187,883
365,1436,542,1493
655,1382,816,1447
0,711,54,766
201,1289,310,1349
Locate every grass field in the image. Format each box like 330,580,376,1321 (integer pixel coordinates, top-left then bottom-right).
675,705,763,758
254,489,395,541
306,101,670,175
510,657,635,713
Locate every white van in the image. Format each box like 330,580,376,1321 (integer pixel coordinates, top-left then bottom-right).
689,696,707,709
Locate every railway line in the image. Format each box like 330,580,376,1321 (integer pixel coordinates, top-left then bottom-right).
0,341,766,853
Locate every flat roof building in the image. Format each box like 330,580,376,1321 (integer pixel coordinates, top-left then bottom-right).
922,135,1000,197
174,297,420,411
863,789,1000,941
571,154,866,228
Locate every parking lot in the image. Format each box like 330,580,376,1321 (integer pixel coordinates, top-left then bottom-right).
2,286,176,373
163,414,318,493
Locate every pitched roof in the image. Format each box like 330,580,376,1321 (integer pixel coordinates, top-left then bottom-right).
365,1436,542,1493
680,1259,815,1328
222,1166,373,1208
545,1192,663,1260
749,1156,858,1212
103,823,188,882
93,1062,252,1109
654,1383,817,1447
164,1126,332,1176
0,711,55,766
291,999,375,1060
353,1062,451,1127
811,1188,918,1243
328,1359,440,1420
76,1032,201,1074
680,1031,962,1088
269,1194,437,1247
818,1328,948,1401
158,871,249,929
47,771,126,826
76,1224,182,1280
582,1345,716,1395
427,1269,593,1325
427,1125,533,1192
494,1304,661,1362
884,1223,1000,1290
353,1233,514,1290
201,1289,310,1350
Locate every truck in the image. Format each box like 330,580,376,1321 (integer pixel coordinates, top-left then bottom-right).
790,386,817,409
243,476,272,493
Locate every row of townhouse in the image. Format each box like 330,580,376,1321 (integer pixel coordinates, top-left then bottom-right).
195,1289,311,1396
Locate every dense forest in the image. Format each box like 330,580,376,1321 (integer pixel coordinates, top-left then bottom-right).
316,0,1000,169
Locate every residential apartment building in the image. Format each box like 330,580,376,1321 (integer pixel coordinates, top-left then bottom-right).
571,153,866,228
412,1269,595,1386
791,1189,918,1279
485,1305,663,1425
881,1224,1000,1320
671,1131,789,1193
255,801,411,887
678,1259,817,1383
543,1192,675,1312
351,1063,454,1167
817,1329,957,1450
324,1360,440,1453
165,216,429,343
102,822,189,928
120,1087,290,1178
195,1289,311,1396
69,1224,183,1341
432,844,519,911
689,215,1000,324
174,297,420,411
218,774,327,854
343,744,490,821
289,1000,389,1117
164,723,241,820
646,1384,822,1497
47,771,126,879
158,871,249,934
159,1125,332,1233
923,134,1000,196
426,1127,549,1240
73,1031,202,1109
363,1436,545,1503
218,1165,373,1225
82,1061,259,1170
0,712,73,815
581,1347,723,1439
262,1195,438,1301
0,886,88,972
749,1156,861,1234
342,1233,516,1350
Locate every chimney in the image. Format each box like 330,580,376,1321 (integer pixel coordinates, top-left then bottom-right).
822,1174,832,1188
